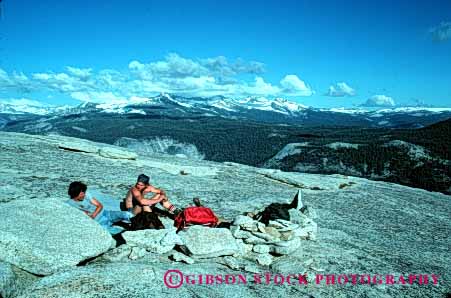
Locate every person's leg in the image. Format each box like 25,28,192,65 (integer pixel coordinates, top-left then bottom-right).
96,213,120,233
133,205,143,215
193,197,202,207
105,210,133,223
159,194,181,214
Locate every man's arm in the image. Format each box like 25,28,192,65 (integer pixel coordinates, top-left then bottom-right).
89,198,103,219
143,185,164,195
132,189,163,206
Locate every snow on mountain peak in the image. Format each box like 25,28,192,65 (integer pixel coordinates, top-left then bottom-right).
0,101,55,115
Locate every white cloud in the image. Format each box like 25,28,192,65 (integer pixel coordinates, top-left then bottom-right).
361,95,395,107
70,91,123,103
430,22,451,42
280,75,314,96
129,53,208,80
0,69,8,81
326,82,356,97
162,76,216,91
0,69,34,92
0,54,314,103
0,98,51,107
32,72,95,93
200,56,265,81
252,77,280,95
129,53,266,85
66,66,92,81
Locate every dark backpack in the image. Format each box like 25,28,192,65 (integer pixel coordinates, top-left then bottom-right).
130,211,164,230
174,206,218,232
254,190,302,225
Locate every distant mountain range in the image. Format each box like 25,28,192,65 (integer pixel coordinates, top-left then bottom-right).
1,93,451,128
1,94,450,194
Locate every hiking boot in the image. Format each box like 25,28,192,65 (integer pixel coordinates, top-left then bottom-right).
173,208,183,216
193,197,202,207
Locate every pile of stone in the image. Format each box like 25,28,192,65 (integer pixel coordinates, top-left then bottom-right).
229,205,318,267
95,200,318,272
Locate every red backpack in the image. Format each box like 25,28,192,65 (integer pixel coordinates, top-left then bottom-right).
174,206,218,231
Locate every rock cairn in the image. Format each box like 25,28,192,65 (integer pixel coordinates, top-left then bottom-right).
101,201,318,273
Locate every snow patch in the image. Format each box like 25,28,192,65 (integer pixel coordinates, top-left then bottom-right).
24,122,53,132
323,108,367,114
71,126,87,133
114,137,204,160
384,140,431,160
272,143,310,160
326,142,360,150
127,109,146,115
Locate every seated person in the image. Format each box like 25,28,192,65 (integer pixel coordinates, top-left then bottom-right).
124,174,182,216
67,181,133,235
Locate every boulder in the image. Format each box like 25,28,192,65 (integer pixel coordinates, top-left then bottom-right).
0,262,37,298
170,251,195,264
98,147,138,160
267,221,285,229
269,238,301,255
122,228,183,254
277,224,300,232
232,228,253,239
256,222,266,233
280,231,294,241
14,263,256,298
250,231,276,242
243,236,268,245
304,221,318,240
57,141,99,153
230,225,240,236
253,245,271,254
256,254,273,266
264,226,282,239
222,256,242,270
232,215,255,226
288,208,309,225
0,261,15,298
292,222,318,240
0,199,115,275
233,239,248,257
240,222,259,232
179,226,240,258
129,247,147,260
97,245,133,263
274,219,293,226
234,239,253,256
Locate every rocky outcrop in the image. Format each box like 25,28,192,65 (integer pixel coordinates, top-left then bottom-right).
0,262,37,298
42,134,137,160
179,226,241,258
224,206,318,268
0,262,15,298
0,132,450,298
0,199,115,275
122,228,183,254
13,262,259,298
98,147,138,160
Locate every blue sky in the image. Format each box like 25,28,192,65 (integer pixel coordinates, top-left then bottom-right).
1,0,451,108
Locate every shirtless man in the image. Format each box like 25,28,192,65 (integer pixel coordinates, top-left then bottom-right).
124,174,181,215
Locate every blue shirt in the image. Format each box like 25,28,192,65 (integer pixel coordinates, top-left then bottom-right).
66,190,105,221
